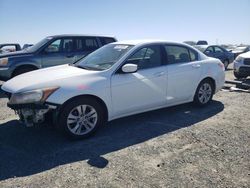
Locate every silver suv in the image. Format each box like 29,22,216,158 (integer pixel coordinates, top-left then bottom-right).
233,51,250,79
0,35,117,81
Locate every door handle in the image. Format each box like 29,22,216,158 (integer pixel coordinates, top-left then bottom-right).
154,71,165,77
192,64,201,68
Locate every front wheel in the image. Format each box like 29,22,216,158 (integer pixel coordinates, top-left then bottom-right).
58,97,106,139
193,79,214,106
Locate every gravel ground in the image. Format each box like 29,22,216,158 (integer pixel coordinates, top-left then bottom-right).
0,65,249,188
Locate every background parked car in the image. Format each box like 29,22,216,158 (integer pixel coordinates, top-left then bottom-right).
232,46,250,59
0,35,117,80
195,45,234,69
233,51,250,79
183,41,196,46
196,40,208,45
0,43,21,54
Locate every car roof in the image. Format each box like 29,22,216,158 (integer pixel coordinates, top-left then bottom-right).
48,34,116,38
113,40,189,46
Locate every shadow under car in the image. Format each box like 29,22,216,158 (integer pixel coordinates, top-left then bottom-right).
0,100,224,180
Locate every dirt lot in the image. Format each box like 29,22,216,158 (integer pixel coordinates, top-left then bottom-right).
0,65,249,188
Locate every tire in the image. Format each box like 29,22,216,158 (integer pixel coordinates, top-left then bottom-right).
223,60,229,70
58,97,106,139
233,71,247,79
194,79,214,106
12,67,36,78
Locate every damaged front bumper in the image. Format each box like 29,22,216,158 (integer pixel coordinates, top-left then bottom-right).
7,102,59,127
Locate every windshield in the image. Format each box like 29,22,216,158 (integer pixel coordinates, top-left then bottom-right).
24,37,52,52
76,43,134,70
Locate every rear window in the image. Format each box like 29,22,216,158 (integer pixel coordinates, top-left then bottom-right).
100,37,116,45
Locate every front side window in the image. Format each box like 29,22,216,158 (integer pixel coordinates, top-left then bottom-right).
214,46,224,53
126,45,162,69
76,44,134,70
164,45,190,64
44,39,61,53
205,46,214,53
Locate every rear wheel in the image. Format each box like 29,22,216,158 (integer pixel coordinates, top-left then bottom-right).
194,79,214,106
58,97,106,139
12,66,37,78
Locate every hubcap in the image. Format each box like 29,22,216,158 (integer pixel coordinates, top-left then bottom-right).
67,105,98,135
198,83,212,104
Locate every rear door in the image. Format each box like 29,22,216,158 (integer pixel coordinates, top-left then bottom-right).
164,45,202,104
41,38,75,68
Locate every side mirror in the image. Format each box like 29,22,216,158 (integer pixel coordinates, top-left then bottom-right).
121,64,138,73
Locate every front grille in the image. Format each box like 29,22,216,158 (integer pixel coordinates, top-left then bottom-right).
239,67,250,74
244,58,250,65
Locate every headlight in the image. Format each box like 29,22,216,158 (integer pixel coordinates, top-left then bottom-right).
9,87,59,105
0,58,8,66
235,56,244,63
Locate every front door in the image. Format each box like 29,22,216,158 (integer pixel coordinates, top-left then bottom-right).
41,38,75,68
111,45,167,117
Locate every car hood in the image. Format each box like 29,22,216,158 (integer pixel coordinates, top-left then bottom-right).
1,64,100,93
0,50,32,58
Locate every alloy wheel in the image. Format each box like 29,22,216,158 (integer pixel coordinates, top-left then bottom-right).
67,105,98,135
198,83,212,104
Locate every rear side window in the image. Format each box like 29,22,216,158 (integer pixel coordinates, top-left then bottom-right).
73,37,99,52
82,37,98,51
62,38,74,52
75,38,83,52
164,45,198,64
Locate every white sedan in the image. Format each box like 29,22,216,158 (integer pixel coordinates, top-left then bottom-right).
2,40,225,139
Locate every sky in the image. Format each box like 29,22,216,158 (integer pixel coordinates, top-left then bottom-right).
0,0,249,46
